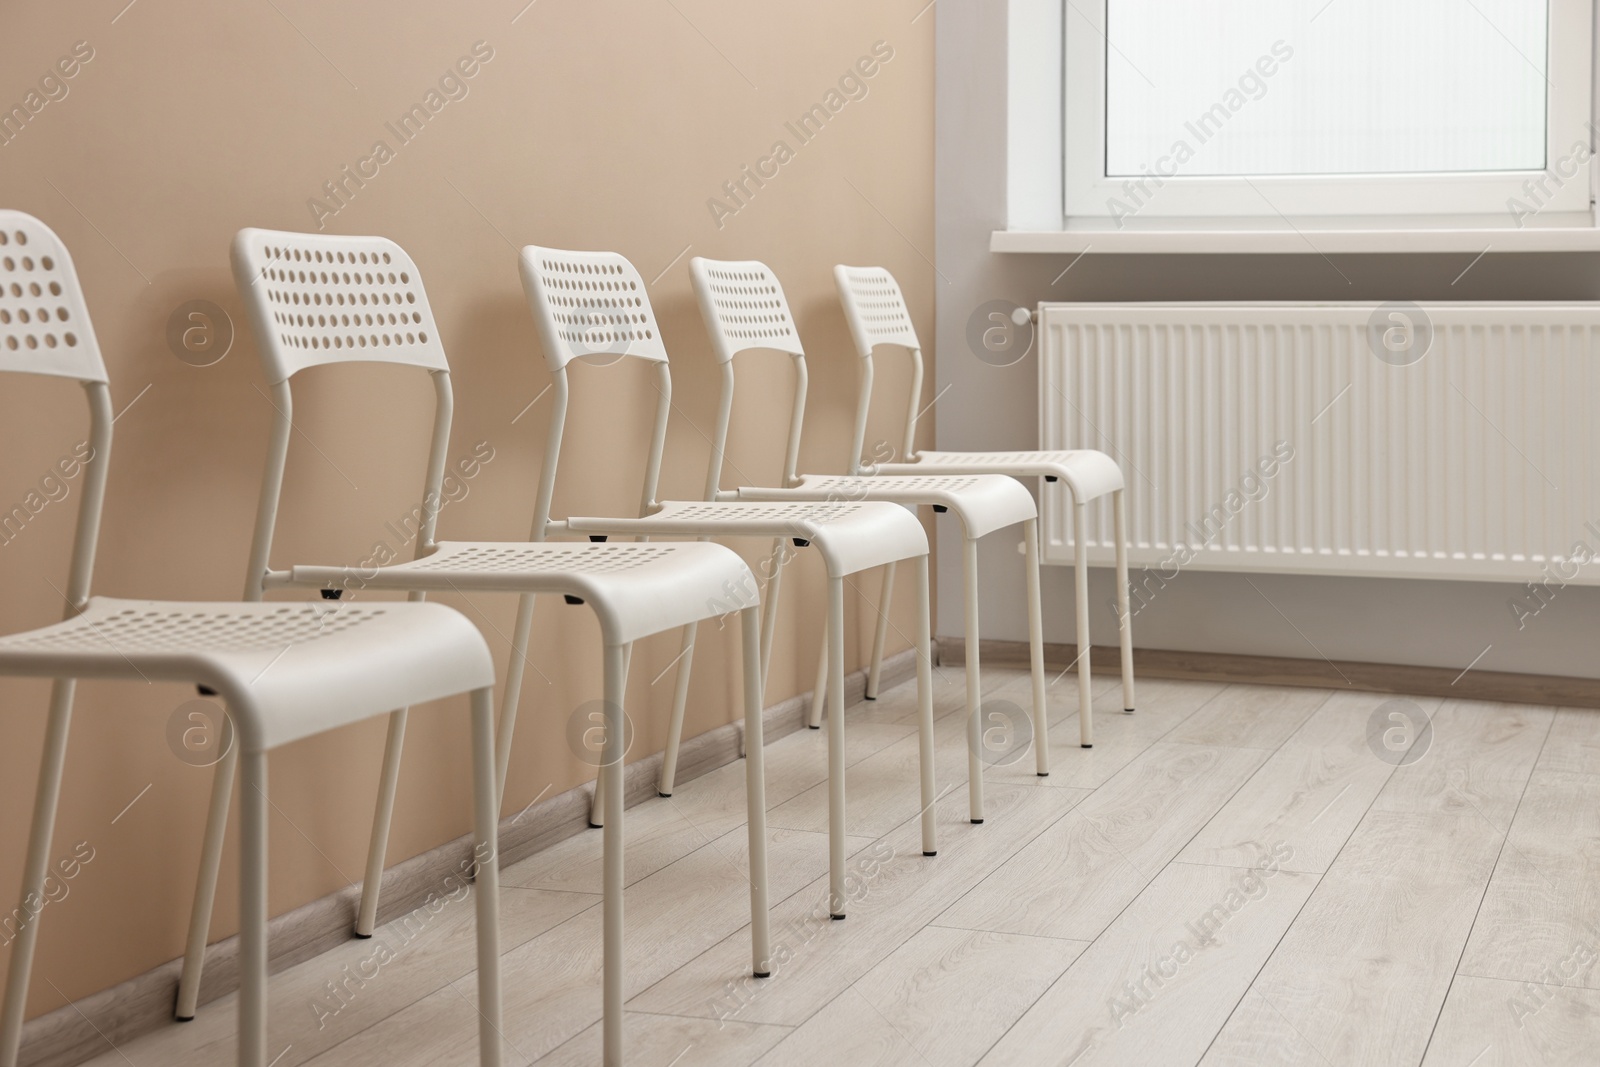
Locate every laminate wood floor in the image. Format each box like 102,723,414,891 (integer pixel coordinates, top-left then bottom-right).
75,666,1600,1066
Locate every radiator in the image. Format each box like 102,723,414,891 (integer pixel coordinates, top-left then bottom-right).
1037,302,1600,584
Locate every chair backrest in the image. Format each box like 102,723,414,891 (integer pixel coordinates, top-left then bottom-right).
518,246,669,371
517,245,672,537
833,264,923,475
0,210,110,385
834,265,920,357
231,228,455,598
0,210,114,615
231,228,450,385
688,257,809,491
690,257,806,363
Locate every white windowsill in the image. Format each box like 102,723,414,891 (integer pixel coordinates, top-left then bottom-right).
991,214,1600,254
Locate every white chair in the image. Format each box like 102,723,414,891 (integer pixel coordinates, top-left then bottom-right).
176,227,772,1067
517,246,939,917
834,265,1137,736
688,258,1051,827
0,210,505,1067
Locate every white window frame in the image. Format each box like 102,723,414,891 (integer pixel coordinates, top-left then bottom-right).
996,0,1600,251
1066,0,1594,222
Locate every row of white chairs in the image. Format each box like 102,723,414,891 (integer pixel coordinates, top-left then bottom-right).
0,210,1135,1067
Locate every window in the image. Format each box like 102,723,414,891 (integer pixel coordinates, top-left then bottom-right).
1062,0,1595,227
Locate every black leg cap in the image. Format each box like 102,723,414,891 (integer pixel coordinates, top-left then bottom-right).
830,913,846,921
658,791,672,798
175,1014,194,1023
1037,772,1050,777
923,850,937,857
809,724,821,730
754,970,771,979
1081,743,1093,749
352,931,372,940
971,818,985,825
1124,708,1135,714
863,694,877,701
588,821,603,829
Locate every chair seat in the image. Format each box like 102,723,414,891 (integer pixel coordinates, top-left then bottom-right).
881,450,1125,502
286,540,759,646
565,499,927,577
735,473,1036,539
0,597,493,752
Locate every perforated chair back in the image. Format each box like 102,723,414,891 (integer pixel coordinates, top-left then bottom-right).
518,246,668,371
231,228,449,385
689,257,805,362
834,264,925,474
231,228,455,599
834,265,920,358
0,211,115,616
0,210,108,384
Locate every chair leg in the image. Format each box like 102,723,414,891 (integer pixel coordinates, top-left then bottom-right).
494,593,539,808
0,679,74,1067
739,607,772,976
600,643,627,1067
176,731,239,1020
913,557,938,857
238,748,269,1067
468,686,504,1067
1023,519,1049,777
962,536,984,823
806,623,829,730
1074,502,1094,747
1113,489,1136,713
658,623,699,797
758,537,788,703
591,642,635,829
826,577,848,918
354,707,409,937
865,561,897,699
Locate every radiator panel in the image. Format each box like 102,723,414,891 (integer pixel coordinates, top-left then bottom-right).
1037,303,1600,584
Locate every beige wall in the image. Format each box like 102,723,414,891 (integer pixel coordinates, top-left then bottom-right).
0,0,935,1016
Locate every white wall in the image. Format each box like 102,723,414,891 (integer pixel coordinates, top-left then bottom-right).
933,0,1600,680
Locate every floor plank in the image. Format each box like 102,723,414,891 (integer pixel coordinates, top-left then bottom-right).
1162,685,1330,751
977,861,1315,1067
934,742,1268,941
537,1011,790,1067
629,783,1092,1026
1421,973,1600,1067
489,823,865,1060
1201,811,1504,1067
1178,691,1424,873
300,980,507,1067
1455,769,1600,991
1370,698,1552,828
757,927,1083,1067
983,677,1231,792
1530,705,1600,778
